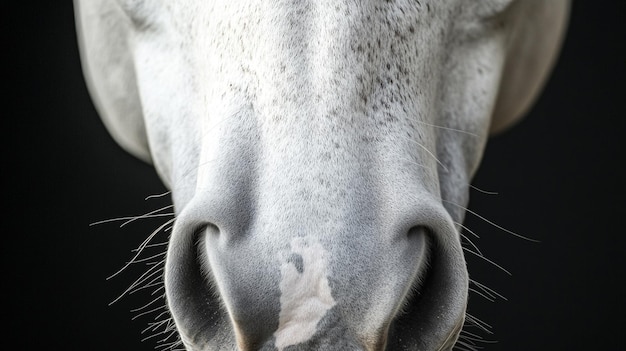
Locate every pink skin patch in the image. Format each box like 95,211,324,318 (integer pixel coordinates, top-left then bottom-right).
274,237,336,350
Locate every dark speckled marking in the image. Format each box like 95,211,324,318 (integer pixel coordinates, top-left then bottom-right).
287,253,304,274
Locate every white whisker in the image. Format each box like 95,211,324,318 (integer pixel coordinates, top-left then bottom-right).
128,276,163,295
145,191,172,200
143,317,170,334
118,206,175,228
460,233,483,257
464,313,493,335
443,200,540,242
107,218,175,281
456,221,480,239
89,205,174,227
416,120,480,138
469,184,499,195
470,279,507,301
454,340,481,351
132,241,168,252
131,251,167,264
468,287,496,302
459,330,487,340
398,134,450,172
110,265,165,305
462,247,512,276
150,285,166,296
132,300,167,320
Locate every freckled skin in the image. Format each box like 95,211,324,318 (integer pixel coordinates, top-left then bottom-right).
75,0,570,350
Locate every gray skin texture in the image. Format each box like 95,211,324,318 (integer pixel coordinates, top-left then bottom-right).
75,0,569,350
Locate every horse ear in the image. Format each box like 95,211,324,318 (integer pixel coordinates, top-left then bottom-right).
490,0,570,135
75,0,152,162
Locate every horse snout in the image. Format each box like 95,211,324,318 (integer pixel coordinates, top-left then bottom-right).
165,190,468,350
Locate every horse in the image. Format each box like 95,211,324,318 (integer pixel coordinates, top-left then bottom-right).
75,0,569,350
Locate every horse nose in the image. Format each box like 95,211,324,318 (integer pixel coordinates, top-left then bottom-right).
164,127,467,351
165,184,468,351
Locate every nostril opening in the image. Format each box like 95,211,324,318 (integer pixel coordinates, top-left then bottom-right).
386,222,467,350
194,223,214,274
407,225,431,239
397,226,433,312
201,222,220,239
165,219,228,348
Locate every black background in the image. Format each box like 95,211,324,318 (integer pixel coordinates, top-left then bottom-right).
4,1,624,350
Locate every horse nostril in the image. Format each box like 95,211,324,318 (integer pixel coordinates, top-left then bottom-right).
200,222,220,242
386,220,467,351
164,216,231,348
407,225,431,240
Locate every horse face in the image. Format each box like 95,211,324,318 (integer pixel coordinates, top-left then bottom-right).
75,0,569,349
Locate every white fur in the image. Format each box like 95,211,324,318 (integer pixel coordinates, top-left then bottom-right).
75,0,570,349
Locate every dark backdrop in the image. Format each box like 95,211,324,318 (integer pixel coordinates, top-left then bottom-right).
4,1,624,350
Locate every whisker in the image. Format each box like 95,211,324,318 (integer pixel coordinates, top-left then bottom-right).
143,317,170,334
468,287,496,302
89,208,174,227
462,247,512,276
459,331,482,340
459,330,497,343
464,313,493,335
145,191,172,200
415,120,480,138
150,285,166,296
107,218,176,281
141,328,173,342
443,199,539,242
128,276,163,295
154,330,183,349
100,195,179,350
397,134,450,172
469,184,499,195
127,263,165,290
131,251,167,264
110,265,165,305
470,279,508,301
454,340,481,351
154,310,172,321
456,221,480,239
147,319,175,335
132,300,167,320
130,293,165,313
90,213,174,227
118,205,175,228
132,241,168,252
460,233,483,257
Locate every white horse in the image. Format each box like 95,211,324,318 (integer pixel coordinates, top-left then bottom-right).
75,1,569,350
